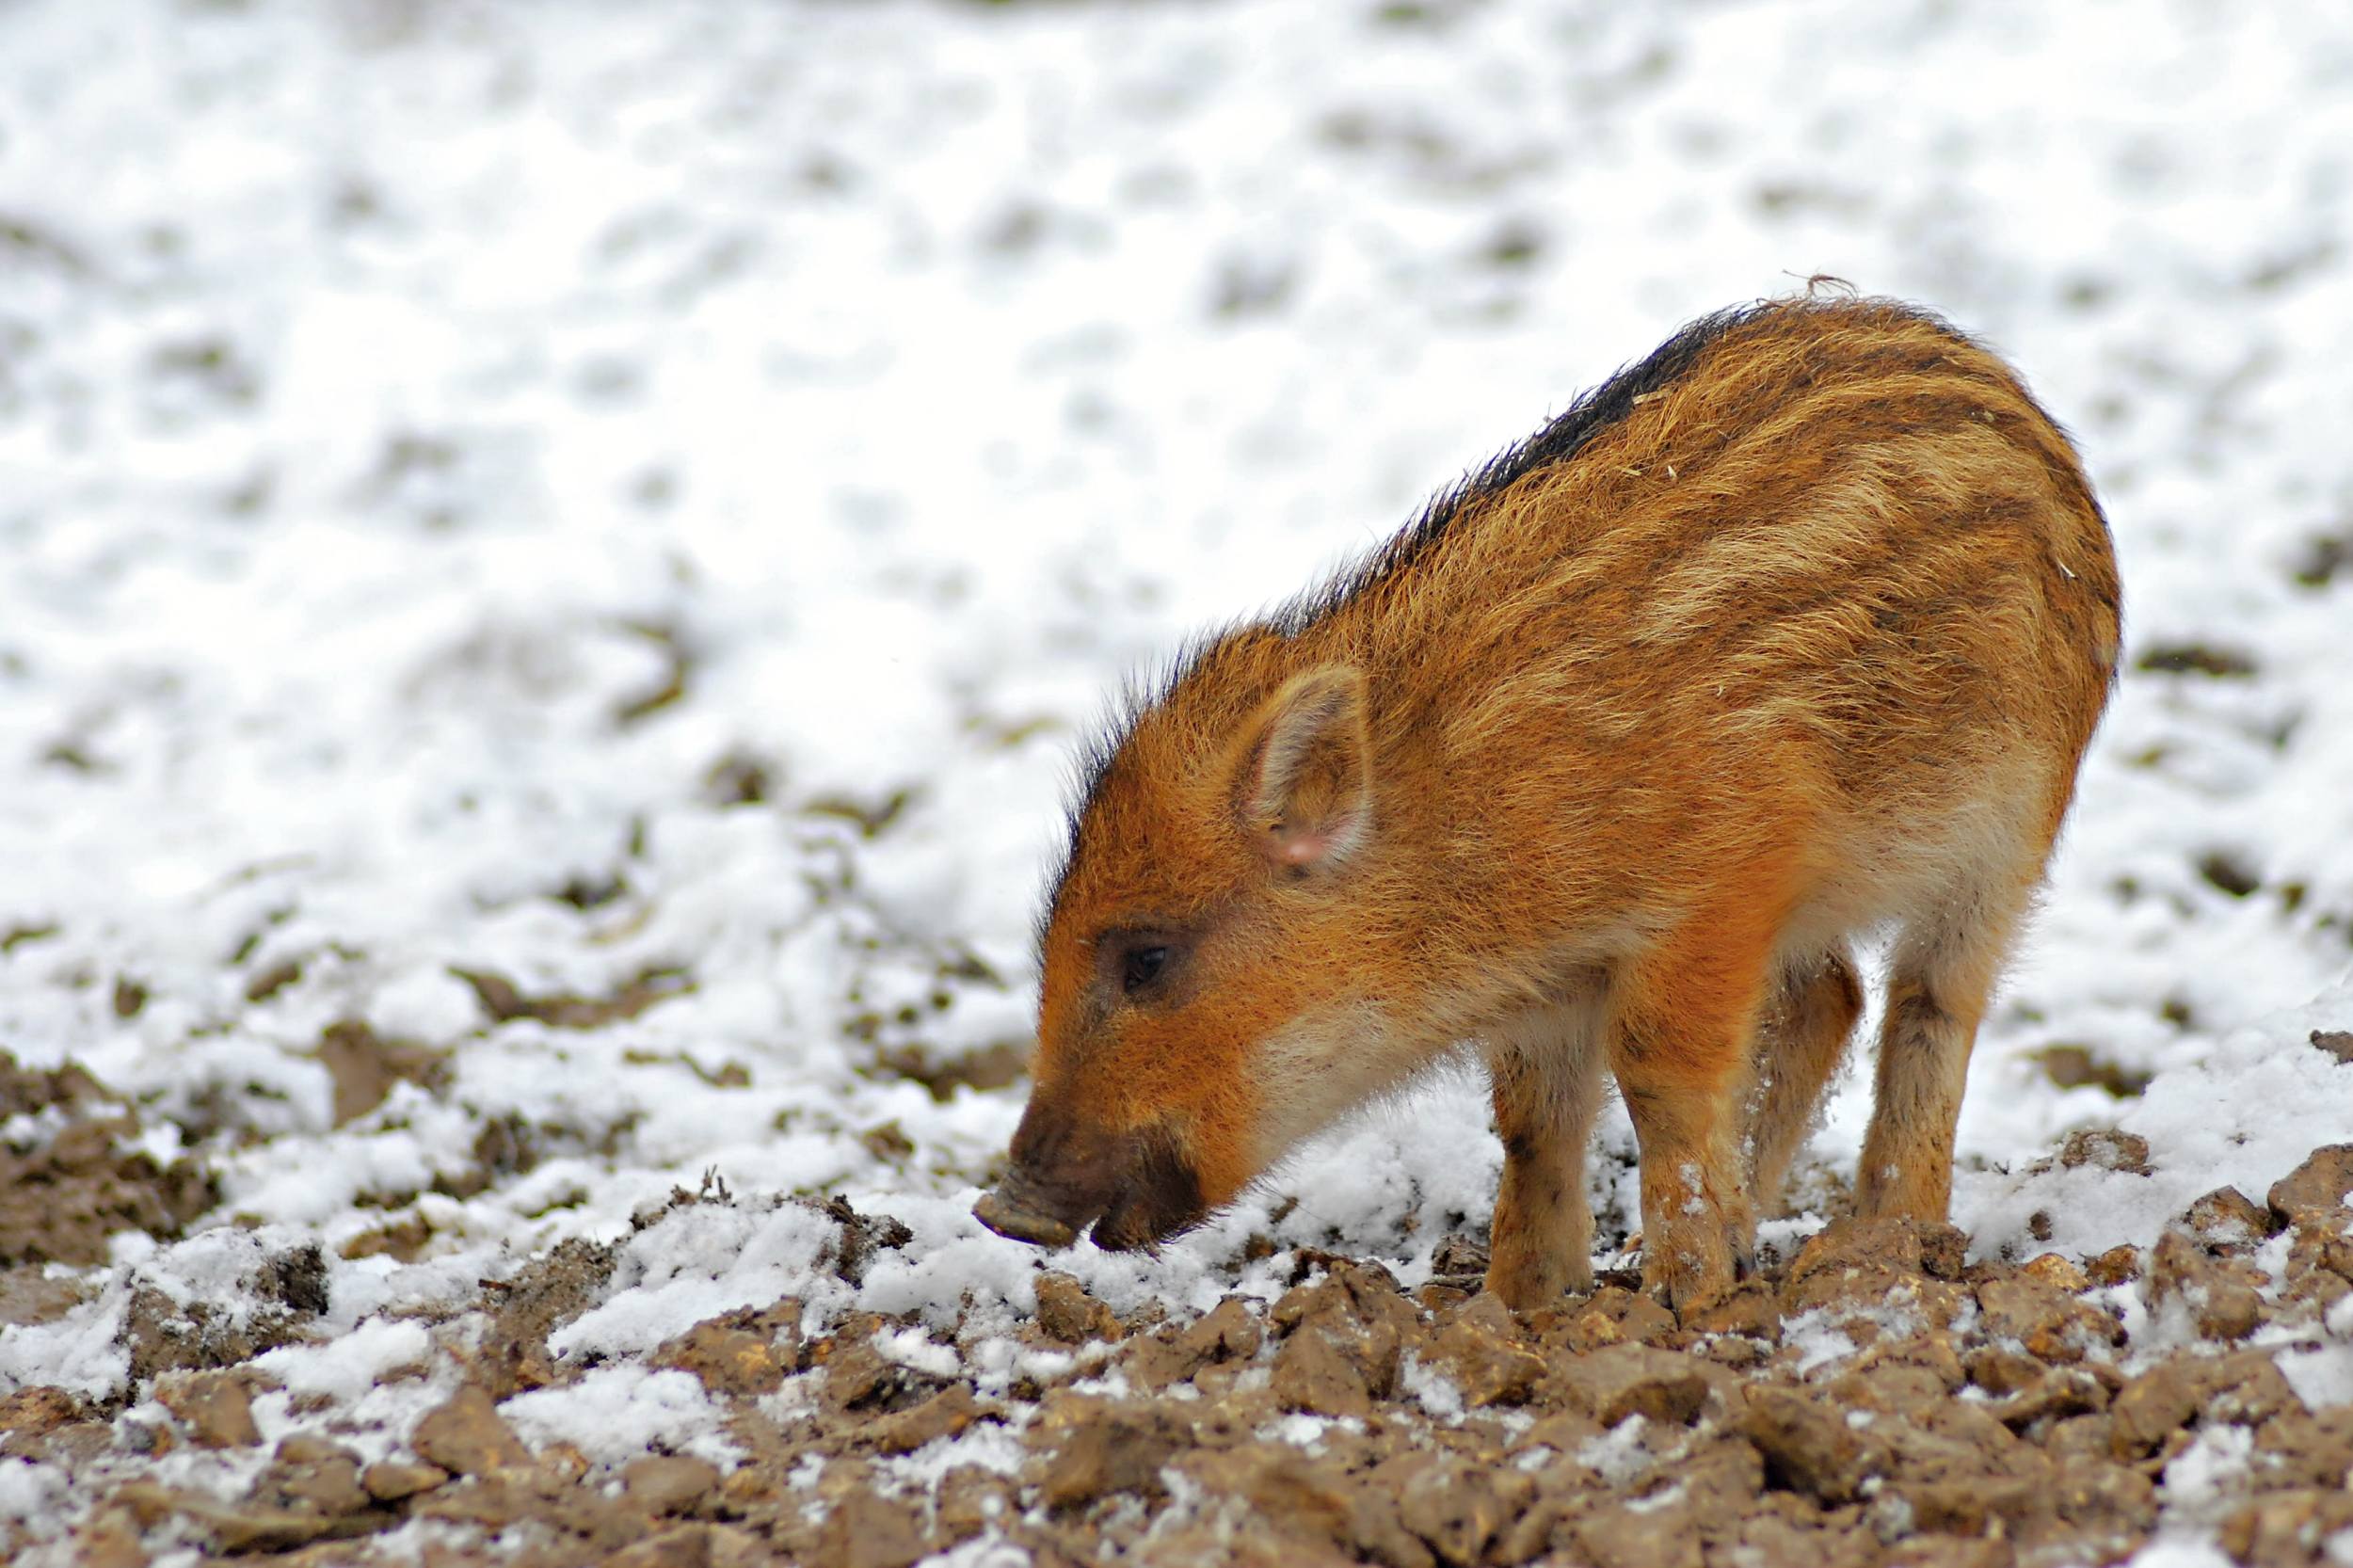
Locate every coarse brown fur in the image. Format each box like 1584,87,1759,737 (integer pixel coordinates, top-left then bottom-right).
975,292,2121,1315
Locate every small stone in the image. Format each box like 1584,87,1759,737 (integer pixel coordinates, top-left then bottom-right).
2219,1489,2353,1568
1514,1409,1607,1458
814,1334,895,1412
2181,1186,2275,1249
934,1468,1018,1551
1918,1224,1970,1280
409,1385,529,1477
1032,1271,1121,1344
1271,1257,1403,1322
1034,1400,1190,1512
23,1418,128,1466
1427,1297,1545,1407
1676,1437,1769,1534
2145,1230,2265,1341
0,1387,81,1442
1983,1367,2109,1430
1729,1512,1875,1568
1192,1361,1250,1400
1548,1343,1717,1428
1561,1285,1676,1347
2019,1252,2089,1292
112,1481,379,1555
1175,1447,1391,1566
2048,1453,2157,1535
2282,1225,2353,1314
1350,1480,1446,1568
1782,1218,1932,1315
2085,1245,2142,1288
1975,1275,2123,1363
2203,1352,2301,1428
2041,1412,2117,1466
1740,1384,1886,1506
812,1488,928,1568
1430,1232,1491,1277
610,1526,722,1568
658,1321,787,1397
1964,1344,2048,1398
1789,1218,1927,1281
1566,1307,1625,1350
624,1455,721,1516
2252,1405,2353,1492
1118,1331,1206,1392
1174,1298,1263,1365
280,1457,370,1517
1702,1334,1773,1371
155,1371,260,1449
1842,1339,1965,1405
1684,1278,1781,1340
268,1436,370,1516
2109,1362,2203,1458
361,1460,449,1501
1122,1301,1256,1392
2267,1144,2353,1230
1269,1259,1417,1397
1888,1478,2041,1539
1396,1453,1523,1567
2058,1128,2153,1176
273,1432,354,1465
1574,1500,1705,1568
71,1505,148,1568
871,1384,978,1455
536,1439,593,1485
1272,1323,1372,1418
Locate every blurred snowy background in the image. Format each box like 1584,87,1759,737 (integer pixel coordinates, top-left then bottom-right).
2,0,2351,1506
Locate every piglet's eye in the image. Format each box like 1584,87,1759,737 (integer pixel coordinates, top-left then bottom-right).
1121,945,1170,995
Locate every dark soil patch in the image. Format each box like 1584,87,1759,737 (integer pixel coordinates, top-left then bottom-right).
0,1052,216,1269
2136,642,2260,678
2028,1043,2153,1098
315,1019,451,1126
453,966,695,1031
475,1238,622,1399
870,1039,1028,1101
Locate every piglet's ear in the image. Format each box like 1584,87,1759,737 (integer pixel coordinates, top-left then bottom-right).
1237,666,1372,872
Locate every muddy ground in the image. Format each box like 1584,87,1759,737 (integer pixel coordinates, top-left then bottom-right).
4,1051,2351,1567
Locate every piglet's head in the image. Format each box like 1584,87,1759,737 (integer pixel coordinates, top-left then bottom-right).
974,662,1382,1253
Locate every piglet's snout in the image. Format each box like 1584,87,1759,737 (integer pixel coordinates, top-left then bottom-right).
971,1176,1081,1248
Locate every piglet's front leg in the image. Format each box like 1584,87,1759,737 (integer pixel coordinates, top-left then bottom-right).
1482,999,1607,1313
1607,920,1769,1315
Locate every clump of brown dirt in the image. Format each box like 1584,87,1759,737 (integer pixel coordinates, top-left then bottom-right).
121,1241,334,1383
0,1052,216,1269
452,966,695,1030
473,1238,621,1398
315,1018,451,1126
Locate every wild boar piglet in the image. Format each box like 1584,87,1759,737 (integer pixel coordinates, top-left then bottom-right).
975,294,2120,1313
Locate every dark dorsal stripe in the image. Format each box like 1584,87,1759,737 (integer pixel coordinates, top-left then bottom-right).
1271,300,1771,635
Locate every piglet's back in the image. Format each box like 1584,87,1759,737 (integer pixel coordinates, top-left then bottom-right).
1123,296,2121,936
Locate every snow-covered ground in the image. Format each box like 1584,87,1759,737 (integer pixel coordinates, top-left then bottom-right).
1,0,2349,1560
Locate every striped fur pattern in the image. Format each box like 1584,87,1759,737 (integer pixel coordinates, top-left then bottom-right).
979,294,2121,1315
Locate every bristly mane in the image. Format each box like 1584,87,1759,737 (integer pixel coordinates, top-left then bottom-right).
1036,301,1770,949
1270,300,1769,636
